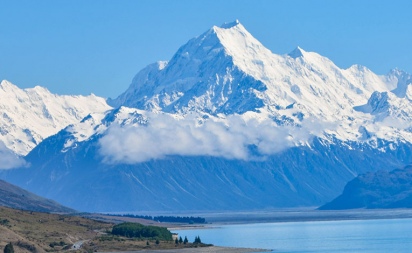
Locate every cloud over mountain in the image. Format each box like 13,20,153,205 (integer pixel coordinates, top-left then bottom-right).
98,112,328,164
0,142,26,169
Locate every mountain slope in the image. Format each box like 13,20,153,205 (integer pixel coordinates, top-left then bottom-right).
319,165,412,210
0,179,75,213
0,80,111,156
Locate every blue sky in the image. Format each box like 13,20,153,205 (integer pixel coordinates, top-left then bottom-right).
1,0,411,98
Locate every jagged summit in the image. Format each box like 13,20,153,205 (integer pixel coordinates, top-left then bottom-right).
288,46,306,58
0,80,18,91
220,19,240,29
389,68,412,98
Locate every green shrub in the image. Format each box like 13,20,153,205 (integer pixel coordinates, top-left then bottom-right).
111,222,172,241
0,219,9,226
4,243,14,253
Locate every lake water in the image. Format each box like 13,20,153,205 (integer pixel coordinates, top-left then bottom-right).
172,218,412,252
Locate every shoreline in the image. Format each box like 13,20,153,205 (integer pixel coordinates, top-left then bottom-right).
166,208,412,230
193,208,412,225
92,208,412,229
90,209,412,253
98,246,272,253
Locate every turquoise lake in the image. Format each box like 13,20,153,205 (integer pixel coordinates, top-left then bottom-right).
172,218,412,252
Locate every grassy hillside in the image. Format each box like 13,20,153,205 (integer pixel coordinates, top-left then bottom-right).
0,180,75,213
0,206,111,252
0,206,209,252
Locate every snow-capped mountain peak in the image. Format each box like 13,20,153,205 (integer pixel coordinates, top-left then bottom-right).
213,20,272,57
109,20,272,114
106,21,412,147
0,80,111,155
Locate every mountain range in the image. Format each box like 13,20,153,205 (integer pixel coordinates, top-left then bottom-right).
1,20,412,212
0,80,110,169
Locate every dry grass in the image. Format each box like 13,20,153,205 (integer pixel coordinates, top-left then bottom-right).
0,206,208,253
0,206,111,252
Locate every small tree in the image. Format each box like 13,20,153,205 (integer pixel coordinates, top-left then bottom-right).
4,243,14,253
179,236,183,244
194,236,202,244
175,238,179,244
146,241,149,246
183,236,188,244
155,239,159,245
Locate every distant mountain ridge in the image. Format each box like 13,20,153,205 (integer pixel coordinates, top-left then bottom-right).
1,21,412,212
0,179,74,213
320,165,412,210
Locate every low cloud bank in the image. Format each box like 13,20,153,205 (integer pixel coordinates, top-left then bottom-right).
0,142,26,169
98,113,324,164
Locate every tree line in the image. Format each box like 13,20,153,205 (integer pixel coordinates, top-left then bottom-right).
111,222,172,241
106,214,206,224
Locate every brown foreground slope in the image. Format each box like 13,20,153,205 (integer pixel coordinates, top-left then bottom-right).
0,206,112,252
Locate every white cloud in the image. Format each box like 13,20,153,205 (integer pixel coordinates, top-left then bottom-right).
380,116,411,129
0,141,27,170
98,113,320,164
